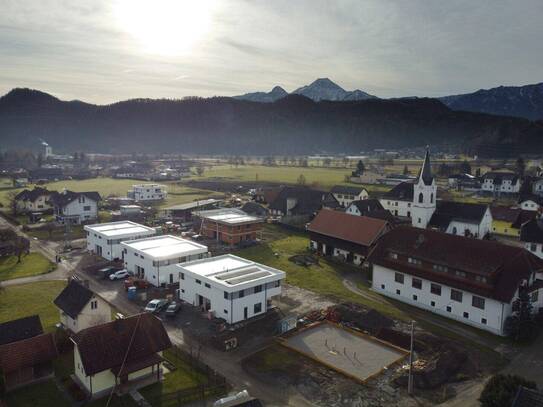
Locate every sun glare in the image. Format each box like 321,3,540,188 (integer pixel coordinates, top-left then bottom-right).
114,0,215,56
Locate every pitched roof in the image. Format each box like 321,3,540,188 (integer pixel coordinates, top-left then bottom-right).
269,186,339,215
348,199,384,215
330,185,366,196
241,202,268,216
417,149,433,185
0,333,57,373
308,209,388,247
490,206,522,223
53,280,94,319
0,315,43,346
72,313,172,376
512,210,538,229
368,226,543,302
520,218,543,244
483,171,518,183
382,182,414,201
429,201,489,229
14,187,51,202
49,190,101,208
512,386,543,407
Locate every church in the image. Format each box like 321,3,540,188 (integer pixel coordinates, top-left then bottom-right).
379,149,492,238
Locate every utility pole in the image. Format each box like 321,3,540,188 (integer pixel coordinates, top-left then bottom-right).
408,320,415,395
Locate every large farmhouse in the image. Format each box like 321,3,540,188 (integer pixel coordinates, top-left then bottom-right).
428,201,492,239
368,226,543,335
14,187,53,213
308,209,391,265
481,172,521,194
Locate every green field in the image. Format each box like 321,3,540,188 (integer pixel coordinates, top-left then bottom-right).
0,280,66,331
5,380,71,407
0,252,55,281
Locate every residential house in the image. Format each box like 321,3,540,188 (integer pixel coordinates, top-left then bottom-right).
71,313,171,399
518,194,543,212
127,184,167,202
532,178,543,197
379,181,415,218
50,190,101,224
84,221,156,261
330,185,369,208
368,226,543,336
193,208,264,246
520,218,543,259
511,386,543,407
177,254,285,324
376,174,417,186
254,187,282,204
481,172,521,194
54,280,112,333
28,167,64,183
0,316,58,391
308,209,391,265
268,186,339,218
14,187,53,213
490,206,536,237
428,201,492,239
344,199,399,223
447,173,481,191
121,235,209,286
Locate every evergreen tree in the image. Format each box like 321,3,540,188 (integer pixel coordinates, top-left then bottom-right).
516,157,526,177
504,286,537,342
403,165,409,175
356,160,365,176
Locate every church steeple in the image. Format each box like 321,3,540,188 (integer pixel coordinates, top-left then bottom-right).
418,147,433,186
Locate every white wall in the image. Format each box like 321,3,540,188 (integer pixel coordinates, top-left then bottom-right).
379,199,412,217
371,264,513,336
333,190,369,208
60,295,111,333
482,178,520,193
520,200,540,212
179,273,282,324
85,229,156,261
525,242,543,259
17,194,52,213
58,197,98,224
445,209,492,239
130,185,167,201
310,239,364,265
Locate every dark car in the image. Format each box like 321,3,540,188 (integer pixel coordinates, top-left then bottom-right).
165,301,182,317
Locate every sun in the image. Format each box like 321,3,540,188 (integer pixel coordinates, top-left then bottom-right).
114,0,215,56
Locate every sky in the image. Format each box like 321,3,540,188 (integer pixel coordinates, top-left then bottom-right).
1,0,542,104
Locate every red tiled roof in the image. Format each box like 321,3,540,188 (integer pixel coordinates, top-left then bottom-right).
0,333,57,373
72,313,171,376
308,209,389,247
368,226,543,302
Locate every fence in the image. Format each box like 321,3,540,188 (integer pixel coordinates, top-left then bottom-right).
145,346,228,407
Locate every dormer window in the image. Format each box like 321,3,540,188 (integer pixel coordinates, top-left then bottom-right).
389,252,398,260
408,257,421,266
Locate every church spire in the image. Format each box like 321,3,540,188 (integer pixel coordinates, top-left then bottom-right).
418,146,433,185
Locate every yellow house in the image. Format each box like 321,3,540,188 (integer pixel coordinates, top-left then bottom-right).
71,313,171,399
490,207,535,237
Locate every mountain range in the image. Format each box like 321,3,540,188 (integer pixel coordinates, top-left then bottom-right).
1,87,542,157
235,78,543,121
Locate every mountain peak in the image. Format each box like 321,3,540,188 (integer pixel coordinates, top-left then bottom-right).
2,88,59,103
270,86,287,95
293,78,376,101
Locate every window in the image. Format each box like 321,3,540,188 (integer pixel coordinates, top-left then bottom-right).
418,193,423,203
395,273,404,284
472,296,485,310
418,218,421,224
180,273,184,280
452,227,457,235
239,290,245,298
412,294,418,301
412,278,422,289
451,289,463,302
224,309,228,314
532,291,539,303
463,312,469,319
531,243,537,252
455,270,467,278
407,211,411,217
254,285,262,293
224,291,229,300
381,284,385,290
430,284,441,296
90,300,98,310
204,283,211,288
430,301,435,307
389,252,398,260
195,279,201,285
432,264,448,273
396,289,401,295
475,275,487,284
446,306,452,312
430,193,434,203
83,205,91,211
254,303,262,313
408,257,422,266
481,318,487,325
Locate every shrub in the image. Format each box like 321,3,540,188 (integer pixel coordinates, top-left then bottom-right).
479,374,537,407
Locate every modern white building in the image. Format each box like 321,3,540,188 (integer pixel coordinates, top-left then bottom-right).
122,235,209,286
369,226,543,336
176,254,285,324
481,172,521,194
127,184,167,202
84,221,156,261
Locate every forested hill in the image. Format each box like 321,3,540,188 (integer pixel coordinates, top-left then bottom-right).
1,88,542,157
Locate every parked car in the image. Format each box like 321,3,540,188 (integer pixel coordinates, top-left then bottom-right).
144,299,169,314
109,269,130,281
165,301,182,317
100,266,120,280
124,277,150,291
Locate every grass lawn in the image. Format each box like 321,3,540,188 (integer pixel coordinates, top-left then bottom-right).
25,224,86,241
139,349,208,406
0,252,55,281
4,380,71,407
0,280,67,331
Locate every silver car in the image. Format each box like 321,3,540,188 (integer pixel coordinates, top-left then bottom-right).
144,299,169,314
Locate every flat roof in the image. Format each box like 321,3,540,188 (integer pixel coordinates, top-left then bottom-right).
132,183,166,188
177,254,284,290
163,199,221,212
84,221,155,238
194,208,263,225
122,235,208,260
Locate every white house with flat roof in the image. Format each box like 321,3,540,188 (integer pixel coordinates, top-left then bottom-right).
176,254,285,324
122,235,209,287
127,184,167,202
84,221,156,261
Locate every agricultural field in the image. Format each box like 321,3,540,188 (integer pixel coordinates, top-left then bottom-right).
0,252,55,281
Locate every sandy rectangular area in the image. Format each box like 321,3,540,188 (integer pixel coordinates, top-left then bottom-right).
284,323,406,382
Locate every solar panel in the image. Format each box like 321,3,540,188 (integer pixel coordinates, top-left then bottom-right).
225,270,271,285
